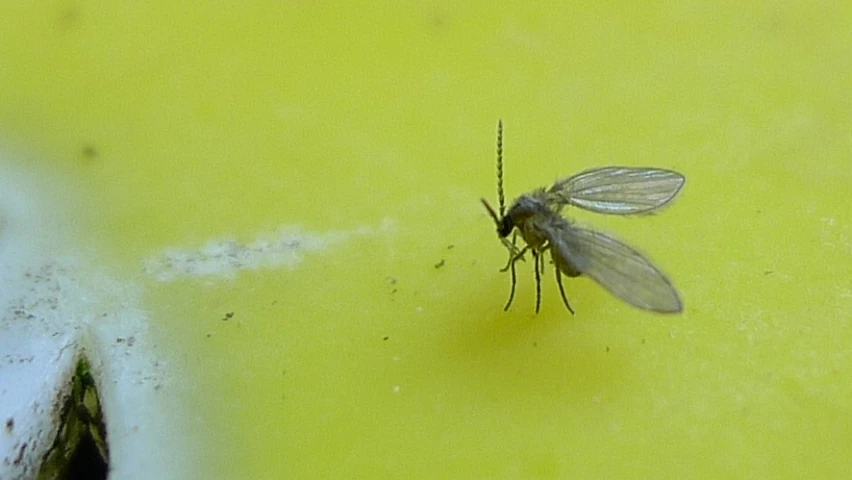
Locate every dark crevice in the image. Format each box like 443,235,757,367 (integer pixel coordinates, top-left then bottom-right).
66,426,108,480
37,357,109,480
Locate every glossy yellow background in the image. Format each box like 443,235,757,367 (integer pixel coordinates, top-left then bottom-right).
2,2,851,478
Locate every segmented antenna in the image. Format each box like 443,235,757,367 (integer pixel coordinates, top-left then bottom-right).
496,120,505,216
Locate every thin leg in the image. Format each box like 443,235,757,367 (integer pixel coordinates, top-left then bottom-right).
501,244,528,272
501,244,528,310
503,232,521,258
533,251,542,314
503,258,517,311
554,266,575,315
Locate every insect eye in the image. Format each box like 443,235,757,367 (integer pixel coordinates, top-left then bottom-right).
498,217,514,237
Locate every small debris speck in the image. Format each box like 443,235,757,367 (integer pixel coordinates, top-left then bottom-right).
5,417,13,432
223,312,234,321
434,259,445,269
81,145,98,159
383,336,389,341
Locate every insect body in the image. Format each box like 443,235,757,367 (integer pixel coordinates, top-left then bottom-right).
481,121,685,314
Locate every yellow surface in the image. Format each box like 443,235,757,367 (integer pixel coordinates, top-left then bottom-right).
2,2,852,478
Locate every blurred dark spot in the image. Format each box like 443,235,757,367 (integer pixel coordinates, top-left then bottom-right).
57,6,82,31
80,144,99,163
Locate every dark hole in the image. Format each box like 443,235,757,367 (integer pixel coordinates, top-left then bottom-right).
65,429,108,480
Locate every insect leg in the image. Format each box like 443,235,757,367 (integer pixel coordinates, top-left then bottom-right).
500,243,529,310
533,250,542,314
503,257,517,311
500,245,530,272
554,266,575,315
499,232,523,263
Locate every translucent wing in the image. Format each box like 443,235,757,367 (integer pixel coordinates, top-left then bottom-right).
547,167,685,215
549,222,683,313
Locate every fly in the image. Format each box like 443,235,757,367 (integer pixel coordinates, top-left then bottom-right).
481,120,685,314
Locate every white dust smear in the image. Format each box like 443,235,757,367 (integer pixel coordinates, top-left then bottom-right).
143,219,394,282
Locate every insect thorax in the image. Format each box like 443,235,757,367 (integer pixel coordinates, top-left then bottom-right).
505,192,553,251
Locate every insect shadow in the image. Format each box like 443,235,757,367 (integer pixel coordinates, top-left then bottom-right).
481,120,685,315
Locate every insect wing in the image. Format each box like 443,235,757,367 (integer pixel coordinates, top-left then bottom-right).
551,224,683,313
547,167,685,215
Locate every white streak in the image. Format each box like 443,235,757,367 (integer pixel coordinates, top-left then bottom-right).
144,219,394,282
